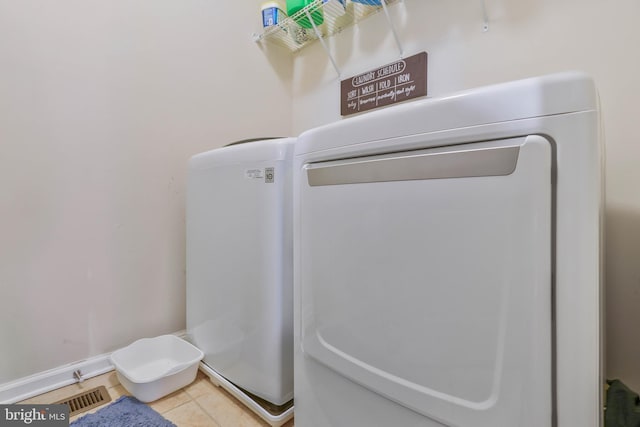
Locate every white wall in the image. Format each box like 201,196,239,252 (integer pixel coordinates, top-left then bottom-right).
0,1,292,384
290,0,640,389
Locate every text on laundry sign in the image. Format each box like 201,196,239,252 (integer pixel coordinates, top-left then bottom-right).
341,52,427,116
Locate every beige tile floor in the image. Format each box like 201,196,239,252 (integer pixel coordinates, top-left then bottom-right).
19,370,294,427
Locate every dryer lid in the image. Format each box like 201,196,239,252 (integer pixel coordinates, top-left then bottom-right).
296,72,597,156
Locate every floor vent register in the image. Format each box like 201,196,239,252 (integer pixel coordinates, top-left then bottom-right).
54,385,112,417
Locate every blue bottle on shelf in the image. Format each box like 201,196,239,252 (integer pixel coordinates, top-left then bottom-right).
351,0,383,5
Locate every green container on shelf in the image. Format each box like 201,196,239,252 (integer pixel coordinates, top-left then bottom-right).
286,0,323,29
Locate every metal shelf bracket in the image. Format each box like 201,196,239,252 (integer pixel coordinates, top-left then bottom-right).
305,8,342,77
380,0,404,57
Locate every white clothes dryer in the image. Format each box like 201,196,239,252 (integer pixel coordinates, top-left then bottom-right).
293,73,603,426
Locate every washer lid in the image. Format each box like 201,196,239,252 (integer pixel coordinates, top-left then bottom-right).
190,137,296,169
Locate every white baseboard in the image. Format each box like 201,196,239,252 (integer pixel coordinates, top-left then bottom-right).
0,354,114,404
0,330,188,404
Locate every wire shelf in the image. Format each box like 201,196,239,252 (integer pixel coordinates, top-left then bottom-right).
254,0,402,53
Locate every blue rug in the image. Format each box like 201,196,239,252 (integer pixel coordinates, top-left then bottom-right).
70,396,176,427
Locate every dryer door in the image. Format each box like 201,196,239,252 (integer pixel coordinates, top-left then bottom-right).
298,135,552,426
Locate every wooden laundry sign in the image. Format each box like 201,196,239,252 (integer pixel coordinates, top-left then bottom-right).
341,52,428,116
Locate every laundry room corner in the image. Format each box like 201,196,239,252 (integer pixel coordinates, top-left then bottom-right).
0,0,293,394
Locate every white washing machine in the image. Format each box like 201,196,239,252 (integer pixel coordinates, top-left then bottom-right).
293,73,603,426
186,138,295,426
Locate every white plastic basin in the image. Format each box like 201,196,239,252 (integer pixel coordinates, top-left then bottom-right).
110,335,204,402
